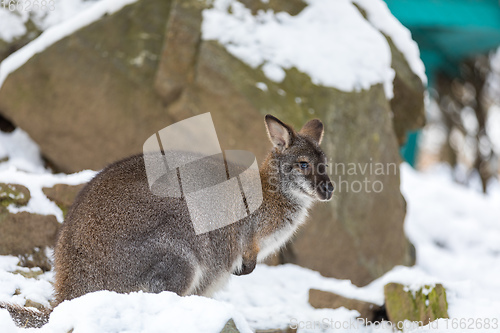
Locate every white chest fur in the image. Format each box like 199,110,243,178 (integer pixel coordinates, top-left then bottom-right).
257,205,310,262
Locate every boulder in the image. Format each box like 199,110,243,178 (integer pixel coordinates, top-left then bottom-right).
0,0,422,285
386,36,426,145
0,0,174,173
384,283,449,326
308,289,384,322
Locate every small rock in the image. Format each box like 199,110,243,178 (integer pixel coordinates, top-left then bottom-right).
0,211,59,271
43,183,86,217
220,319,240,333
0,183,30,206
11,268,44,279
256,328,297,333
384,283,449,327
309,289,384,322
17,248,53,272
24,299,46,311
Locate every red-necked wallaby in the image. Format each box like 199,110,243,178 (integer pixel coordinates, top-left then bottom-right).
1,115,333,328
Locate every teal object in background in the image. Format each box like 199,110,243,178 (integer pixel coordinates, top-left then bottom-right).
383,0,500,166
400,131,419,166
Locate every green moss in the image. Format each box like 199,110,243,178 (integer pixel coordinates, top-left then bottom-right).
384,283,449,329
11,268,44,279
24,299,45,310
238,0,307,16
0,183,30,207
220,319,240,333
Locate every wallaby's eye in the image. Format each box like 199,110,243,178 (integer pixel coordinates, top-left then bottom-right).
299,162,309,169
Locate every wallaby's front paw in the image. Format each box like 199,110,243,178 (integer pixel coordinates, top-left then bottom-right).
233,259,256,276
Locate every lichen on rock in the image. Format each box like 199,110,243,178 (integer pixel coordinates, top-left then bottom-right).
0,183,30,207
384,283,449,328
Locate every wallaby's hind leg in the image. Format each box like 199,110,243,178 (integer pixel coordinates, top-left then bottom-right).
144,253,202,296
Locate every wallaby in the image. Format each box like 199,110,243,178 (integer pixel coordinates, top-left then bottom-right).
1,115,333,328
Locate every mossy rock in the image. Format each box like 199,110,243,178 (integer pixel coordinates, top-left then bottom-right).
384,283,449,328
220,319,240,333
238,0,307,15
24,299,46,311
43,183,86,218
11,267,44,279
0,183,30,207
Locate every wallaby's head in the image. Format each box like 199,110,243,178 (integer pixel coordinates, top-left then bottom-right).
264,115,334,202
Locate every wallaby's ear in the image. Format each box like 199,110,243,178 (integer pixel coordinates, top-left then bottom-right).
265,115,294,150
299,119,324,145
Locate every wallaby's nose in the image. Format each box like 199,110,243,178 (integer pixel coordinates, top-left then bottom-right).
320,181,334,200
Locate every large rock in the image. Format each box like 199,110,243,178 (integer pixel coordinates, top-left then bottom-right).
0,0,422,285
0,0,174,173
387,36,426,145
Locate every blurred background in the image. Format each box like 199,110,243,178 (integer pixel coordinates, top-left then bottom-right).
0,0,499,330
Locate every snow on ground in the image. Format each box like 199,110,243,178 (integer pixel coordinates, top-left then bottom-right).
401,163,500,320
35,291,253,333
202,0,399,99
0,130,499,332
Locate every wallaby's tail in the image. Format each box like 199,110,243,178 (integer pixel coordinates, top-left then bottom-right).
0,303,51,328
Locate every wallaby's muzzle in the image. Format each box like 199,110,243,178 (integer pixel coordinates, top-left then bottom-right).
317,178,334,201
